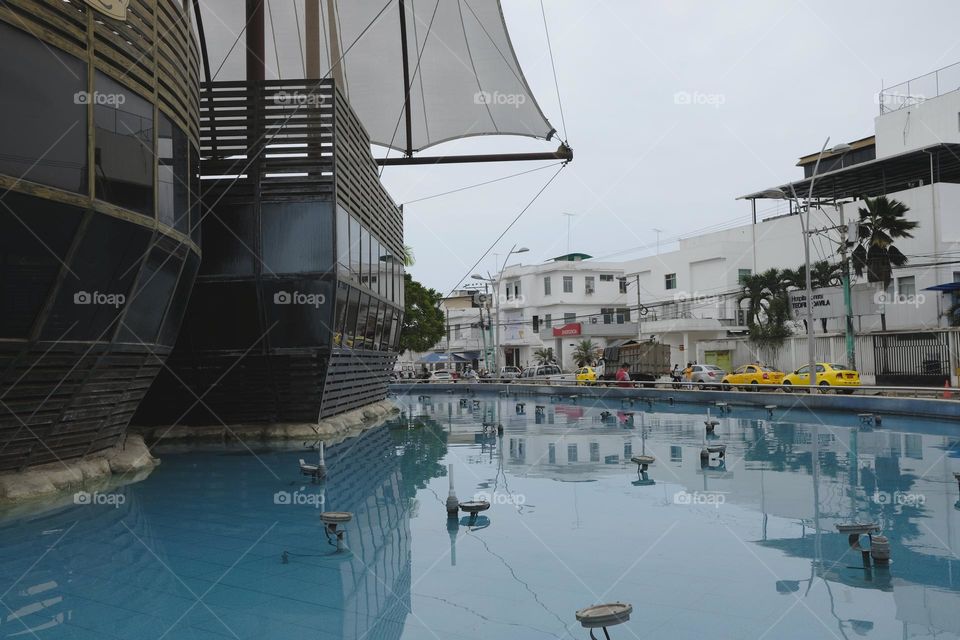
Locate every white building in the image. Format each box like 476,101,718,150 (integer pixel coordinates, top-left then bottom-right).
495,253,639,370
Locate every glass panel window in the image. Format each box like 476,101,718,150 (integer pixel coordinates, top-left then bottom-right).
333,283,347,346
336,206,349,273
601,307,613,324
563,312,576,324
0,23,88,193
158,113,189,233
543,277,551,295
261,201,333,274
897,275,916,298
375,302,387,349
363,298,379,349
562,276,573,293
616,307,631,323
738,268,752,284
544,314,552,328
665,273,677,290
349,216,361,283
344,287,360,348
599,274,614,282
585,276,595,293
94,72,154,215
382,306,394,350
359,227,370,288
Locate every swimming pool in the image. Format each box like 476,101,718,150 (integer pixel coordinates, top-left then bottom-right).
2,392,959,639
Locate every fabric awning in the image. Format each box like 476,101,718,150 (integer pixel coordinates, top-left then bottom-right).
195,0,556,153
924,282,960,292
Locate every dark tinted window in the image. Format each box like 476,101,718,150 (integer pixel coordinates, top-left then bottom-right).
336,206,349,274
42,214,149,341
354,292,369,349
343,286,359,348
381,306,393,350
158,113,189,233
262,279,333,349
157,251,200,347
118,246,182,344
181,281,261,350
261,201,333,275
0,193,82,338
189,144,201,244
199,202,256,276
94,72,154,215
0,23,88,193
333,282,348,346
349,216,361,283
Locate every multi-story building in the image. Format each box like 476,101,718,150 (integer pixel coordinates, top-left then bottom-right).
495,253,639,370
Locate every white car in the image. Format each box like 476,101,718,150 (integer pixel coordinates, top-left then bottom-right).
519,364,569,382
499,366,521,380
429,370,454,382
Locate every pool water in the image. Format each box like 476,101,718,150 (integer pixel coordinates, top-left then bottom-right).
2,393,960,640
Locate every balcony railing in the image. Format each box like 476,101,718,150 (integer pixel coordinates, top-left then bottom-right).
878,61,960,114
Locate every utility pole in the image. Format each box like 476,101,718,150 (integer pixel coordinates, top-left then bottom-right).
838,206,857,370
635,274,642,339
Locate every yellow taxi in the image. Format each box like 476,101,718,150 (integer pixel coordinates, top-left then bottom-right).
575,366,598,384
721,364,785,389
782,362,860,393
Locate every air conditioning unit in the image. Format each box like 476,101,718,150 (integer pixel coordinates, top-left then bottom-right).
590,317,598,324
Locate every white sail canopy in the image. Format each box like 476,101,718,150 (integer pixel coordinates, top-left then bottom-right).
197,0,556,153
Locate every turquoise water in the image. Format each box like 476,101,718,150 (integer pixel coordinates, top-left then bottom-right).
2,393,960,639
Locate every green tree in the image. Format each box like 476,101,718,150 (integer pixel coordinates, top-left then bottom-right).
402,244,416,267
398,274,445,353
533,347,555,365
571,339,600,367
738,268,792,350
848,196,918,288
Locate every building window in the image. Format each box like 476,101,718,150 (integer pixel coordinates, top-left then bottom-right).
618,277,628,294
544,276,551,295
897,275,916,298
738,269,752,284
544,314,552,328
616,307,631,323
564,312,576,325
567,443,578,463
563,276,573,293
601,307,613,324
157,113,189,233
585,276,595,294
514,281,521,299
665,273,677,290
505,283,512,300
600,274,614,282
532,315,539,333
453,324,462,339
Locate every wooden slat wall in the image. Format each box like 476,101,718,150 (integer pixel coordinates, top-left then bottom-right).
333,90,404,259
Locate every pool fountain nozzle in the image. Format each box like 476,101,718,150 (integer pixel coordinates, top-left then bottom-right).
704,408,719,433
320,511,353,552
576,602,632,639
446,464,460,518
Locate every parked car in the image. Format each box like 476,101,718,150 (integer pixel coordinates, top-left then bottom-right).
782,363,860,393
519,364,568,381
429,370,454,382
688,364,726,389
499,366,521,380
721,364,785,389
575,366,598,384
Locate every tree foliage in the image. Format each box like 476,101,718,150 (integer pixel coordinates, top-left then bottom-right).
571,339,600,367
533,347,555,365
399,274,445,353
848,196,918,288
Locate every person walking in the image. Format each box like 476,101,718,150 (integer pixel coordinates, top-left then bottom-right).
670,364,682,389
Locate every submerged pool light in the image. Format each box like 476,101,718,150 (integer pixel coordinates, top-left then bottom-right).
320,511,353,552
575,602,632,639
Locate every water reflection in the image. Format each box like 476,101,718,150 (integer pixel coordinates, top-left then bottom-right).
402,392,960,639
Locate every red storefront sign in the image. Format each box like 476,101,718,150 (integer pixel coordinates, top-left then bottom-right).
552,323,581,337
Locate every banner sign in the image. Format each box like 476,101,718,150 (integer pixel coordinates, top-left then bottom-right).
788,285,882,320
552,323,582,337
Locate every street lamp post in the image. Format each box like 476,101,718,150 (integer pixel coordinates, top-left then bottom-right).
760,138,851,390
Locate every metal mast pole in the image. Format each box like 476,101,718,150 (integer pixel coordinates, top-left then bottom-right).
839,206,856,370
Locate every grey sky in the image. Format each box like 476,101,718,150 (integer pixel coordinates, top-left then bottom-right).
380,0,960,294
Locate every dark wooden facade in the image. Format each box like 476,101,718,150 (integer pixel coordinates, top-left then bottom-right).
0,0,201,470
136,79,403,426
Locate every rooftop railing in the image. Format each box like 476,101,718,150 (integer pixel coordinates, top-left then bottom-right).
878,61,960,113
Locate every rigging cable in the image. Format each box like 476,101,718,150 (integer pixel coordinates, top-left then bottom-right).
443,163,567,300
539,0,567,143
400,161,564,205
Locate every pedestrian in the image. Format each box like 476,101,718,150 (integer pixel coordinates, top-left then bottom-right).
683,362,693,382
615,363,632,388
671,363,682,389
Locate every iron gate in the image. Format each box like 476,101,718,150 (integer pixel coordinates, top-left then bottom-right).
873,331,950,387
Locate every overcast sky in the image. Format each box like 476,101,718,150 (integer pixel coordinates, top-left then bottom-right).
378,0,960,294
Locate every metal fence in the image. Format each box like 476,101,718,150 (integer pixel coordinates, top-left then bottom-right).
878,61,960,113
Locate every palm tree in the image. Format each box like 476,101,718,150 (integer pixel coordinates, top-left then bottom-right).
402,244,415,267
533,347,555,365
849,196,918,288
783,261,841,333
571,339,599,368
737,268,792,351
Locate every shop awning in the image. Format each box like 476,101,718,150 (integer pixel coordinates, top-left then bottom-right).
924,282,960,292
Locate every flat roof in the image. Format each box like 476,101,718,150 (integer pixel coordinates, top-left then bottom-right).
740,143,960,201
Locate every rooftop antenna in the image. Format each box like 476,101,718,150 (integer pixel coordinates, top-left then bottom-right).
562,212,576,252
652,228,663,255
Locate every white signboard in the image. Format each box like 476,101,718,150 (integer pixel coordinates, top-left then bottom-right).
789,285,882,320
